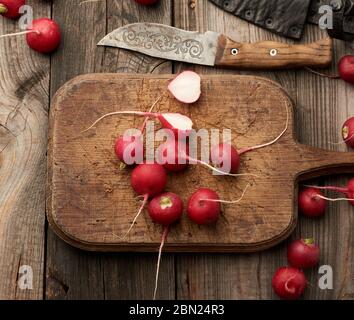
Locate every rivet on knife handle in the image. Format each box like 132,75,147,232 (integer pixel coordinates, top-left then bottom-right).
214,36,333,69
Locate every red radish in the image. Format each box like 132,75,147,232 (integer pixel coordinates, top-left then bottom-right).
342,117,354,148
187,184,250,225
272,267,307,300
148,192,183,227
83,111,194,138
187,188,221,225
156,139,255,177
156,139,189,172
168,71,201,104
135,0,158,5
298,188,327,218
147,192,184,300
120,163,167,239
26,18,61,54
114,134,144,166
0,18,60,54
209,104,289,174
306,178,354,207
287,238,320,269
131,163,167,200
210,143,240,174
0,0,25,19
348,179,354,206
338,55,354,84
114,98,160,166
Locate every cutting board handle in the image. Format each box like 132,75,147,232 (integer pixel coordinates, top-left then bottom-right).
296,144,354,181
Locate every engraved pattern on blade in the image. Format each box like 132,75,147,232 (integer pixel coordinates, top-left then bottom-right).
122,30,204,59
98,23,219,66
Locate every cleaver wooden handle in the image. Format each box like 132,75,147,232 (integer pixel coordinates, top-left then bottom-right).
215,36,333,70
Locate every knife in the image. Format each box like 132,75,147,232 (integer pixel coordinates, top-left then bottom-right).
98,23,333,70
208,0,354,41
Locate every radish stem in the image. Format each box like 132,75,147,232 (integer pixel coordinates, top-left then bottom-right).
153,226,169,300
140,96,162,133
0,4,7,14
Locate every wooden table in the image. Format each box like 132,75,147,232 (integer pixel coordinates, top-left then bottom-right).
0,0,353,300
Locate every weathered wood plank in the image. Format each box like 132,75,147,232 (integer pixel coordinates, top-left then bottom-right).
294,30,354,300
46,0,175,300
0,0,51,299
174,0,354,299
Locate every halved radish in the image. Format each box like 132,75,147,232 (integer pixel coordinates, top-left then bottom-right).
168,71,201,104
157,112,193,137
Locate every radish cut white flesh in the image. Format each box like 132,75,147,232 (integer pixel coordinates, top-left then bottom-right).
168,71,201,103
161,113,193,131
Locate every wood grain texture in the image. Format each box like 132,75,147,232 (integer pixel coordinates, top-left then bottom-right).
47,73,354,252
215,36,333,69
0,0,50,299
174,0,354,300
45,0,174,300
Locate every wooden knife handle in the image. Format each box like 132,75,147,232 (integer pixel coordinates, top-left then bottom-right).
215,36,333,70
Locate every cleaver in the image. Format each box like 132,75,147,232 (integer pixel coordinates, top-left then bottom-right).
98,23,333,70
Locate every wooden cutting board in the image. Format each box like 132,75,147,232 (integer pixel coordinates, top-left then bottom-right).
47,74,354,252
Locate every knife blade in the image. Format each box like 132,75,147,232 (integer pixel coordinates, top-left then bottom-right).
98,23,333,70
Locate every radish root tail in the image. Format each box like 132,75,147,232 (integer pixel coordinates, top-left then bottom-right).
329,133,354,145
316,195,354,202
0,30,39,39
238,97,290,155
187,156,258,178
120,194,149,240
80,0,101,5
81,111,153,133
305,67,340,79
153,226,169,300
202,183,251,204
304,185,348,194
